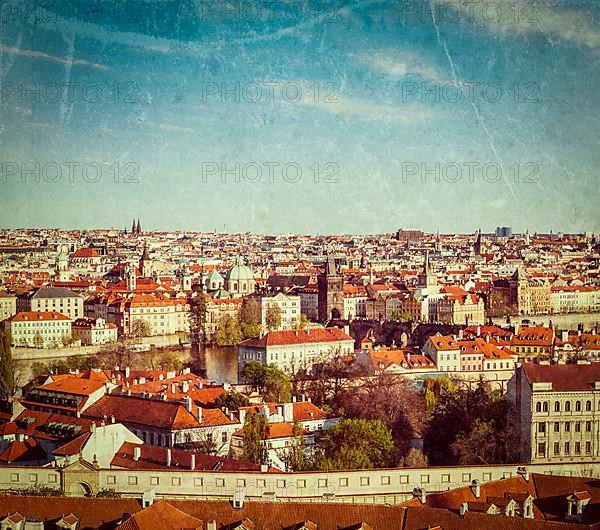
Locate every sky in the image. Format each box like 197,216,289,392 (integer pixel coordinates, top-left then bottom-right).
0,0,599,234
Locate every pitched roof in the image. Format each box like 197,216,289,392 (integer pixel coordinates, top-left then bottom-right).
116,501,202,530
7,311,71,322
523,363,600,391
240,327,353,348
83,395,201,430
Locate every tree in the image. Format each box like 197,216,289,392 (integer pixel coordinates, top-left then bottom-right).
314,418,394,470
423,380,516,466
296,313,309,330
214,391,250,411
240,361,291,402
0,329,14,400
265,304,282,331
281,421,308,471
129,319,151,338
188,293,208,346
238,299,263,339
241,410,270,465
451,419,517,465
215,314,242,346
33,332,44,348
338,373,426,463
402,448,429,468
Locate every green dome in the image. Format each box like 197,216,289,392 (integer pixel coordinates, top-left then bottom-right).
225,263,254,282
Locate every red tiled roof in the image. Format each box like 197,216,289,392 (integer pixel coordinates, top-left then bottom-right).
523,362,600,391
241,327,353,347
7,311,71,322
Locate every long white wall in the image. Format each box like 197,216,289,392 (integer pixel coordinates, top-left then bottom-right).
1,462,600,504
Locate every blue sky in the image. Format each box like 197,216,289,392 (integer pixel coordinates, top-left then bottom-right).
0,0,599,234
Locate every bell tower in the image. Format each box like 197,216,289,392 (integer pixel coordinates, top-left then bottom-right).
318,255,344,322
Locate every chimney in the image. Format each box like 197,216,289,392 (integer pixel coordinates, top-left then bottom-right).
190,454,196,470
170,383,176,394
470,479,481,498
260,464,268,473
458,329,464,339
460,502,468,517
166,448,171,467
239,409,247,424
207,521,217,530
197,406,203,423
517,466,530,481
111,415,115,424
562,330,569,343
412,487,426,504
182,381,189,393
133,446,141,461
476,325,481,337
90,423,96,433
292,396,297,403
184,396,193,413
125,366,130,378
283,402,294,422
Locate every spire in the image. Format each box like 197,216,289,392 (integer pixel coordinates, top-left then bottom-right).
326,254,338,276
136,219,141,235
131,218,136,233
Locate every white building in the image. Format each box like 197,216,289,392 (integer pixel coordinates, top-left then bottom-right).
238,327,355,375
255,292,301,330
508,363,600,464
72,317,118,345
5,311,72,348
17,287,84,320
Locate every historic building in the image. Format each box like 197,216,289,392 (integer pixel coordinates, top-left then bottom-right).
5,311,72,348
224,258,256,296
317,256,344,322
508,363,600,464
16,286,83,320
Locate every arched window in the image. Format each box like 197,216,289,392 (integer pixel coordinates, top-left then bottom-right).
565,401,571,412
535,402,542,413
575,401,582,412
586,401,592,412
542,402,549,413
554,401,561,412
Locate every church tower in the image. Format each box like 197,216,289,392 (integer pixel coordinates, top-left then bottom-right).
55,246,70,282
416,251,439,295
139,242,153,278
474,229,483,256
317,255,344,322
125,263,137,291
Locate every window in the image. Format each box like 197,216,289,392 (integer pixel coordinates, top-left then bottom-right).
29,474,38,483
381,476,390,486
256,479,266,488
318,479,327,488
360,477,370,486
554,401,561,412
194,478,203,487
107,475,116,485
462,473,471,482
565,442,570,454
400,475,409,484
537,442,546,456
586,400,592,411
554,442,560,455
339,477,348,487
128,476,138,485
483,473,492,481
575,422,581,433
441,474,451,483
150,477,159,486
216,478,225,487
535,402,541,413
297,479,306,489
554,422,560,432
542,401,548,412
586,421,592,432
565,401,571,412
576,401,582,412
565,422,571,432
421,475,430,484
237,479,246,488
48,474,57,484
585,442,592,454
538,422,546,433
172,477,181,486
277,479,286,489
575,442,581,455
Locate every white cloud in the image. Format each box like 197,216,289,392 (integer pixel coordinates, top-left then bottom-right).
431,0,600,49
0,45,109,71
353,50,448,82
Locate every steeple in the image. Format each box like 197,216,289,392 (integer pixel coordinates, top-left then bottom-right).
131,218,136,234
136,219,141,235
474,229,483,255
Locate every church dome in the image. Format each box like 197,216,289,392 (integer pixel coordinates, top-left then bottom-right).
225,263,255,282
